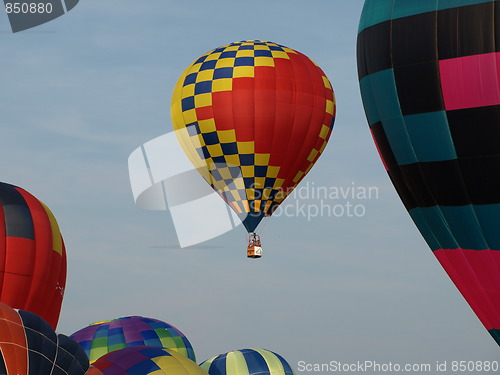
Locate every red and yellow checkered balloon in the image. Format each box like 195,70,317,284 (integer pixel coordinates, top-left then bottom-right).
171,40,335,232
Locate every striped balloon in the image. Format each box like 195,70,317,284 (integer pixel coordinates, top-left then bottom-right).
0,182,66,329
357,0,500,345
200,348,295,375
70,316,196,363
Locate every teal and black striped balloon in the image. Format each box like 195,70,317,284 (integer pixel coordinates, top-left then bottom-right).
357,0,500,345
200,348,294,375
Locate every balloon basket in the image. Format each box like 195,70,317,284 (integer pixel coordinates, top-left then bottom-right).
247,233,262,259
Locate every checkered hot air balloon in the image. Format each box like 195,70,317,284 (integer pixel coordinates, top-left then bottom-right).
85,346,207,375
0,182,66,329
200,348,295,375
70,316,196,364
357,0,500,345
171,40,336,258
0,302,89,375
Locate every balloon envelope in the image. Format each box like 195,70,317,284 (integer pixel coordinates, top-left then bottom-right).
0,302,89,375
171,40,336,232
200,348,295,375
0,182,66,329
86,346,207,375
70,316,196,363
357,0,500,345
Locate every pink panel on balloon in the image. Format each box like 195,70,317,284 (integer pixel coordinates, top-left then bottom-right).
433,248,500,331
439,53,500,111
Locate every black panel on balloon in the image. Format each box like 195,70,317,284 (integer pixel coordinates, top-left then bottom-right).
356,33,368,80
397,158,500,207
371,121,398,169
394,62,444,115
496,4,500,53
438,2,495,60
0,184,34,240
398,164,437,208
418,160,472,206
459,155,500,205
447,105,500,158
388,167,418,211
357,21,392,79
391,12,438,68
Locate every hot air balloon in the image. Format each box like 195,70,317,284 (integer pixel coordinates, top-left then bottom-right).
171,40,336,257
86,346,207,375
0,181,66,329
357,0,500,345
70,316,196,364
200,348,295,375
0,302,89,375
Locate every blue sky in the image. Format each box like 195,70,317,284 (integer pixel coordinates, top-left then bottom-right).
1,0,498,373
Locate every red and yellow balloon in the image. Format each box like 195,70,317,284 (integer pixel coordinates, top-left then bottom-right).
171,40,336,241
0,182,66,329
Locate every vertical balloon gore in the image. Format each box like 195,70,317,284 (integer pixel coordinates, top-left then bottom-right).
357,0,500,345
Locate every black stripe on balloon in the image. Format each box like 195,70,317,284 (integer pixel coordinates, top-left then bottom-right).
0,183,34,240
447,105,500,158
391,8,446,116
373,117,500,209
460,156,500,204
386,157,500,210
356,20,391,80
357,1,499,81
438,2,496,61
401,160,469,207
